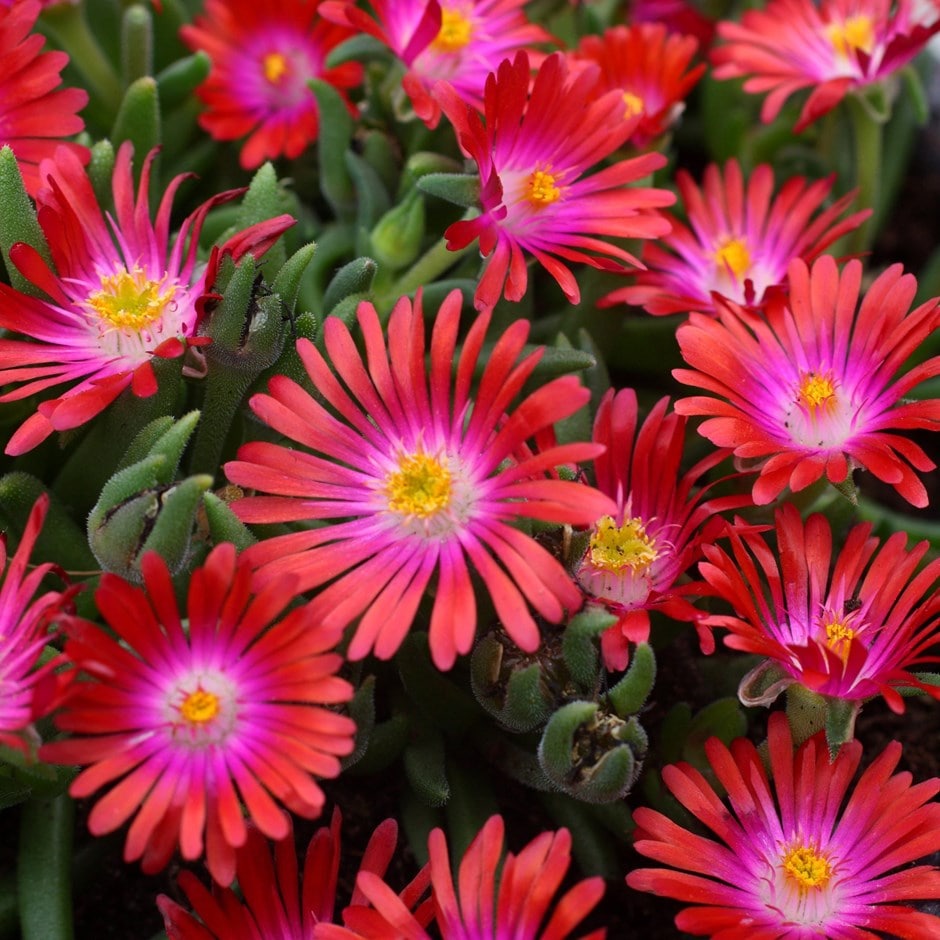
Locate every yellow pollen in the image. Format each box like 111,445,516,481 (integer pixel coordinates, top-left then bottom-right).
798,371,837,412
589,515,658,573
622,91,645,120
386,452,452,519
527,169,562,208
432,7,473,52
180,688,220,725
263,52,289,84
782,844,832,891
87,267,174,330
714,237,751,279
827,15,875,58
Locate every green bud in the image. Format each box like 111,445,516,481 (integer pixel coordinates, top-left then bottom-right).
272,242,318,318
201,491,256,551
111,77,161,181
562,608,617,691
417,171,481,208
370,190,426,271
607,642,656,718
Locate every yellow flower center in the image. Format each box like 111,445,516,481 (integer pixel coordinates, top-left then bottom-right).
827,14,875,58
179,688,220,724
527,168,562,208
386,452,453,519
782,844,832,891
714,237,751,279
622,91,645,120
86,267,175,330
432,7,473,52
588,516,658,573
798,371,837,413
263,52,289,84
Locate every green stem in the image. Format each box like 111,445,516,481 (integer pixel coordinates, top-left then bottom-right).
17,794,74,940
845,92,885,254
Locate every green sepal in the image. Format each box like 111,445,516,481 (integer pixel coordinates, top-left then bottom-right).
156,51,211,111
134,474,214,574
470,635,553,733
309,78,356,218
236,163,292,271
114,416,176,472
607,642,656,719
346,150,391,232
370,189,426,271
737,658,794,707
403,725,450,807
824,697,860,758
562,607,617,692
110,76,161,180
0,147,51,297
120,1,153,87
116,411,200,481
322,256,378,314
417,172,481,208
272,242,318,318
201,492,257,552
325,33,391,68
341,676,376,771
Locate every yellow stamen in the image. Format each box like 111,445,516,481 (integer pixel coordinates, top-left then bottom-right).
86,267,174,331
589,516,658,573
827,15,875,58
527,169,562,208
180,688,220,724
798,371,837,413
782,844,832,891
263,52,289,84
713,237,751,279
386,452,452,519
432,7,473,52
622,91,645,120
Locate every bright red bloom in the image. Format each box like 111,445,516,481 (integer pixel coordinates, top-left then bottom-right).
673,255,940,507
711,0,940,131
315,815,606,939
433,51,675,310
575,389,747,672
321,0,553,127
0,0,88,195
40,544,356,886
0,142,294,455
629,0,716,49
570,24,705,150
180,0,362,169
601,160,869,316
225,290,615,671
158,810,428,938
0,495,73,755
628,712,940,938
699,502,940,713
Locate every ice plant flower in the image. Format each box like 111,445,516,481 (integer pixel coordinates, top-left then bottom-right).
315,814,605,939
180,0,362,169
628,711,940,937
711,0,940,130
570,24,705,150
433,50,675,310
629,0,716,49
673,255,940,507
320,0,554,127
0,142,294,455
0,495,73,756
40,543,356,886
698,502,940,712
225,289,616,671
600,160,869,316
158,810,428,938
575,389,747,672
0,0,88,195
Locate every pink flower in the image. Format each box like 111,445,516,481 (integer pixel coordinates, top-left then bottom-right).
434,50,675,310
673,255,940,507
226,290,615,670
40,544,356,886
0,142,294,455
628,711,940,937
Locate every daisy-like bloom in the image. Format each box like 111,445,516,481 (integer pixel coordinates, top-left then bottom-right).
225,289,616,671
698,502,940,712
628,711,940,937
629,0,716,49
316,814,606,939
600,160,869,316
575,389,748,672
0,0,88,195
711,0,940,131
321,0,554,127
180,0,362,169
0,495,73,755
570,24,705,150
673,255,940,507
158,810,429,938
0,141,294,455
40,543,356,886
433,51,675,311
